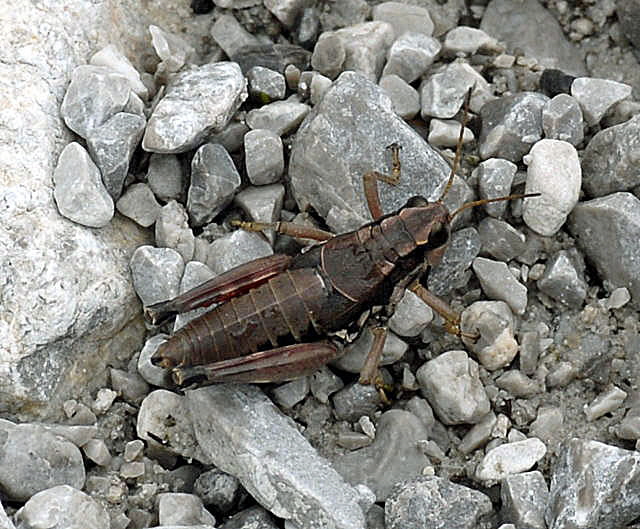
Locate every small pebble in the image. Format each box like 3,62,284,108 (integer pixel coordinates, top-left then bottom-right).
116,183,161,227
571,77,632,126
585,386,628,421
475,438,547,481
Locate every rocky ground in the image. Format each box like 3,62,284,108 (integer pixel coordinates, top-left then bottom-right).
1,0,640,528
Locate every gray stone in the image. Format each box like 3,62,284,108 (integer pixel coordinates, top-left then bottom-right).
427,118,474,148
0,421,85,501
479,92,549,162
385,476,493,529
89,44,148,99
568,193,640,307
381,32,441,83
53,142,114,228
207,120,250,154
82,438,111,466
157,492,216,527
495,370,540,397
519,330,541,376
388,290,433,337
460,301,518,371
61,64,131,139
523,139,581,236
477,217,526,262
155,200,195,262
311,33,346,80
310,73,333,105
529,406,564,446
332,383,383,422
480,0,586,76
186,385,366,529
35,423,97,448
618,407,640,441
334,410,430,501
458,412,497,455
372,2,434,38
443,26,500,55
0,502,15,529
605,287,631,310
581,115,640,197
264,0,306,28
290,72,451,232
149,24,195,75
137,334,173,388
545,363,578,389
63,400,97,425
120,461,144,479
309,366,344,404
476,438,547,481
244,130,285,185
245,99,310,136
210,13,260,58
15,485,109,529
143,62,247,153
334,327,407,374
206,230,273,275
542,94,584,146
585,386,628,422
116,183,161,227
421,62,493,119
571,77,632,126
331,22,395,81
137,389,212,464
173,261,217,331
427,227,481,295
546,439,640,529
416,350,490,425
617,0,640,49
379,75,420,120
474,158,517,217
501,471,548,529
219,506,277,529
194,468,242,514
537,250,587,308
247,66,286,103
271,377,310,409
147,154,185,202
187,143,241,226
130,245,184,307
86,112,145,199
472,257,528,315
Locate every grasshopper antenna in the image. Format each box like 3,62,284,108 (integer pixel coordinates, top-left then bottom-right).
449,192,541,220
438,86,473,202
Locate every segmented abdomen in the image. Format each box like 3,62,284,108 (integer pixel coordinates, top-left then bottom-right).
170,268,327,366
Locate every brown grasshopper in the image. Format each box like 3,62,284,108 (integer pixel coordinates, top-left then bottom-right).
146,97,538,388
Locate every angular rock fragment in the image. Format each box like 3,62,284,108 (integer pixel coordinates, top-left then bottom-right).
479,92,549,162
15,485,109,529
581,115,640,197
116,182,161,228
187,143,241,226
546,439,640,529
53,142,114,228
186,385,366,529
416,350,490,425
476,438,547,481
385,476,493,529
290,71,450,232
542,94,584,146
568,192,640,307
381,32,440,83
86,111,145,199
143,62,247,153
0,421,85,501
61,65,132,139
571,77,632,126
334,409,430,501
129,245,184,306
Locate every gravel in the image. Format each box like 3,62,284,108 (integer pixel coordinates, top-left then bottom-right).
4,1,640,528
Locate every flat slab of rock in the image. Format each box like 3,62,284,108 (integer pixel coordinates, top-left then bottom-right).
186,385,366,529
289,71,450,233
